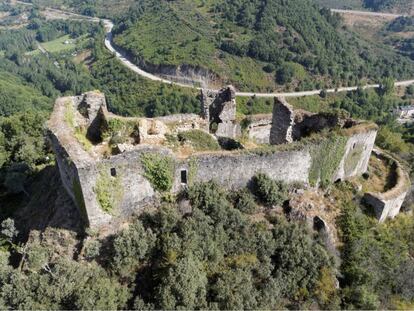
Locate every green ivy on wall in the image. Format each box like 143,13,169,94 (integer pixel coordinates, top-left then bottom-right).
344,144,365,176
309,135,347,188
94,169,124,214
141,153,175,192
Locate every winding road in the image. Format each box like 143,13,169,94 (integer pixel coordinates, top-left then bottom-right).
16,1,414,98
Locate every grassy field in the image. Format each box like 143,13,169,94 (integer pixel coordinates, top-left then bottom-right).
40,34,81,53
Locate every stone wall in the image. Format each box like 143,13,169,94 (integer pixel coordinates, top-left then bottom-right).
246,114,273,144
49,92,383,228
201,86,241,138
334,126,378,181
363,150,411,222
186,149,312,189
270,98,295,145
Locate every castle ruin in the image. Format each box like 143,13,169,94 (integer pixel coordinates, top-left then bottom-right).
48,87,409,227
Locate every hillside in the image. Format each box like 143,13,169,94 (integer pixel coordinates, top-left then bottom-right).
111,0,414,92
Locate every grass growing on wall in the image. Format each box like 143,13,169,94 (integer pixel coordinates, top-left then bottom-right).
309,135,348,188
64,101,76,128
94,170,124,214
141,153,175,192
344,144,365,176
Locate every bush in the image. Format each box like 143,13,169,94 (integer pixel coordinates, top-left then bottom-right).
252,173,288,207
263,64,275,73
232,189,257,214
178,130,220,151
141,153,175,192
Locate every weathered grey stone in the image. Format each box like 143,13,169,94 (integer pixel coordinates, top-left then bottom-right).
49,92,387,229
246,114,273,144
270,97,295,145
334,128,378,181
202,86,239,139
363,150,411,222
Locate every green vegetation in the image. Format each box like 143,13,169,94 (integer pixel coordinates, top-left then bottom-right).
113,0,414,92
94,169,123,214
0,71,51,117
140,153,175,192
315,0,412,13
39,34,78,53
251,173,288,207
344,144,365,175
91,37,201,117
64,101,75,127
177,130,220,152
337,183,414,309
309,134,348,187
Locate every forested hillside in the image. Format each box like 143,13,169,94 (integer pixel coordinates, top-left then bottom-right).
0,2,414,310
112,0,414,92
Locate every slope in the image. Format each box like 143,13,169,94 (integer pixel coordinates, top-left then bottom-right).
112,0,414,92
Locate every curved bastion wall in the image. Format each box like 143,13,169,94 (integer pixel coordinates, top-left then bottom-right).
48,91,380,228
363,150,411,222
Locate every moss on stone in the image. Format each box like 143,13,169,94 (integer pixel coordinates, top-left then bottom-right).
94,170,124,214
74,127,93,151
141,153,175,192
309,135,347,188
344,144,365,176
64,101,75,128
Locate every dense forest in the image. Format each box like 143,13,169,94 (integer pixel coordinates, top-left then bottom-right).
112,0,414,91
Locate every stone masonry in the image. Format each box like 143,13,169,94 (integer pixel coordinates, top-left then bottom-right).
49,90,388,228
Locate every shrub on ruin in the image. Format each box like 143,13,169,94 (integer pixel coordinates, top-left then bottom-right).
252,173,288,207
231,189,257,214
178,130,220,151
188,181,231,217
83,239,102,260
141,153,175,192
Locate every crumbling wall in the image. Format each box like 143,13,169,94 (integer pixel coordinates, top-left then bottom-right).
76,146,167,226
270,97,342,145
201,86,241,138
270,98,295,145
246,114,273,144
363,150,410,222
334,126,378,181
75,92,108,142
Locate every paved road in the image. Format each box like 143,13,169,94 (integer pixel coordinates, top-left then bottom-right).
331,9,406,18
102,16,414,98
14,1,414,98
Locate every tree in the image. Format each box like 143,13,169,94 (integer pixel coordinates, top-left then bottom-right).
111,220,155,277
379,77,395,96
156,254,208,309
